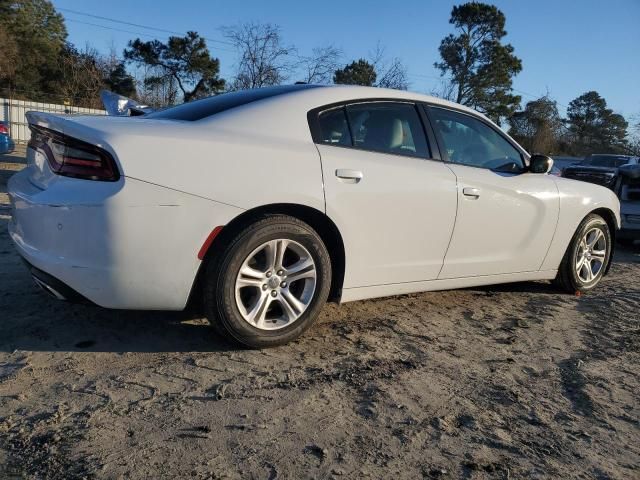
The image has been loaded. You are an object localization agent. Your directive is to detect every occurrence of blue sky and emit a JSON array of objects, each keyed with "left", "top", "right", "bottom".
[{"left": 52, "top": 0, "right": 640, "bottom": 120}]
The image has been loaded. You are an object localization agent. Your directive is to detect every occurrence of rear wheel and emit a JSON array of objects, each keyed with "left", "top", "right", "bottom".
[
  {"left": 203, "top": 215, "right": 331, "bottom": 348},
  {"left": 555, "top": 214, "right": 611, "bottom": 293}
]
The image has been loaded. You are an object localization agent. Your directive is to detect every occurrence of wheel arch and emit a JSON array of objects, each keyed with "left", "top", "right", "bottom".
[
  {"left": 589, "top": 207, "right": 617, "bottom": 275},
  {"left": 189, "top": 203, "right": 346, "bottom": 308}
]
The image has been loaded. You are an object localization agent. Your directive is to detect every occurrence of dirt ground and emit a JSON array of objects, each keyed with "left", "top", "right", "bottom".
[{"left": 0, "top": 148, "right": 639, "bottom": 479}]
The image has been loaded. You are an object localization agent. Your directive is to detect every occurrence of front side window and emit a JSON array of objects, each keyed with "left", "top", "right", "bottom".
[
  {"left": 430, "top": 107, "right": 524, "bottom": 172},
  {"left": 345, "top": 103, "right": 429, "bottom": 158}
]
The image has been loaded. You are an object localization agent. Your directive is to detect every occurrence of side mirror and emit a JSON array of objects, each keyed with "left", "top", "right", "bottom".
[{"left": 529, "top": 154, "right": 554, "bottom": 174}]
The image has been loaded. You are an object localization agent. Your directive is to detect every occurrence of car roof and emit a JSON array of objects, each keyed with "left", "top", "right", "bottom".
[
  {"left": 153, "top": 84, "right": 485, "bottom": 123},
  {"left": 193, "top": 83, "right": 516, "bottom": 151},
  {"left": 302, "top": 84, "right": 482, "bottom": 116}
]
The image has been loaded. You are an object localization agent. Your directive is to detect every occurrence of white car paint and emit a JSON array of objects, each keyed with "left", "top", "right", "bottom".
[
  {"left": 319, "top": 144, "right": 458, "bottom": 287},
  {"left": 8, "top": 85, "right": 621, "bottom": 310},
  {"left": 10, "top": 148, "right": 242, "bottom": 309},
  {"left": 438, "top": 163, "right": 560, "bottom": 279}
]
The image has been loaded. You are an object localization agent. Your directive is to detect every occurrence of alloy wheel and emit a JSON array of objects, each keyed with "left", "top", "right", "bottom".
[
  {"left": 234, "top": 239, "right": 317, "bottom": 330},
  {"left": 575, "top": 227, "right": 607, "bottom": 283}
]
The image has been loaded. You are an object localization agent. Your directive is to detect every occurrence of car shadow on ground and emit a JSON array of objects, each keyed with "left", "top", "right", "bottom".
[
  {"left": 472, "top": 243, "right": 639, "bottom": 297},
  {"left": 0, "top": 198, "right": 242, "bottom": 354},
  {"left": 469, "top": 280, "right": 560, "bottom": 295},
  {"left": 2, "top": 195, "right": 638, "bottom": 354},
  {"left": 0, "top": 299, "right": 241, "bottom": 354}
]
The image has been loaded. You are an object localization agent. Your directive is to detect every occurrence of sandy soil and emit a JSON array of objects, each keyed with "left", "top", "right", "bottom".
[{"left": 1, "top": 149, "right": 639, "bottom": 479}]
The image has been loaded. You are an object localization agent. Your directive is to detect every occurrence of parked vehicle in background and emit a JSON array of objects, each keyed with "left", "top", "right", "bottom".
[
  {"left": 550, "top": 156, "right": 583, "bottom": 174},
  {"left": 617, "top": 163, "right": 640, "bottom": 245},
  {"left": 562, "top": 154, "right": 638, "bottom": 189},
  {"left": 549, "top": 165, "right": 562, "bottom": 177},
  {"left": 8, "top": 85, "right": 621, "bottom": 347},
  {"left": 0, "top": 121, "right": 15, "bottom": 154},
  {"left": 560, "top": 154, "right": 639, "bottom": 244}
]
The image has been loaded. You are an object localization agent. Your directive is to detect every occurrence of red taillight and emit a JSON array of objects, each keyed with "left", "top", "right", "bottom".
[
  {"left": 0, "top": 124, "right": 8, "bottom": 135},
  {"left": 28, "top": 125, "right": 120, "bottom": 182}
]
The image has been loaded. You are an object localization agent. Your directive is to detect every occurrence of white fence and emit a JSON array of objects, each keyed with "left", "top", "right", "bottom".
[{"left": 0, "top": 98, "right": 105, "bottom": 144}]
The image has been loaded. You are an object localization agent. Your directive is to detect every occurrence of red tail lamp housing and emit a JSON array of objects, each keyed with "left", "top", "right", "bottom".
[{"left": 28, "top": 125, "right": 120, "bottom": 182}]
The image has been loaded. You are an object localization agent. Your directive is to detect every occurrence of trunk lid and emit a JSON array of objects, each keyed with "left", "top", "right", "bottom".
[{"left": 24, "top": 111, "right": 180, "bottom": 189}]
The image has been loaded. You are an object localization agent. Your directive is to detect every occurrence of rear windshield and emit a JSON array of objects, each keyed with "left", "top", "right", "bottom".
[
  {"left": 582, "top": 155, "right": 631, "bottom": 167},
  {"left": 145, "top": 84, "right": 320, "bottom": 121}
]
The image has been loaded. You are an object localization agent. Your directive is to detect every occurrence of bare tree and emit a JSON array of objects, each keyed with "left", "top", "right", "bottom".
[
  {"left": 58, "top": 44, "right": 105, "bottom": 108},
  {"left": 430, "top": 79, "right": 457, "bottom": 101},
  {"left": 223, "top": 23, "right": 295, "bottom": 90},
  {"left": 297, "top": 45, "right": 342, "bottom": 84},
  {"left": 376, "top": 58, "right": 409, "bottom": 90},
  {"left": 135, "top": 64, "right": 178, "bottom": 107},
  {"left": 369, "top": 43, "right": 409, "bottom": 90}
]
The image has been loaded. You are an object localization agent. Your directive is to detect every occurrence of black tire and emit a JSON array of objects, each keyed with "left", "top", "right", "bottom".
[
  {"left": 203, "top": 214, "right": 331, "bottom": 348},
  {"left": 554, "top": 214, "right": 612, "bottom": 293}
]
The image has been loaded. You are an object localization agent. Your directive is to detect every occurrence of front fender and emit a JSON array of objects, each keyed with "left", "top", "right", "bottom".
[{"left": 541, "top": 177, "right": 621, "bottom": 271}]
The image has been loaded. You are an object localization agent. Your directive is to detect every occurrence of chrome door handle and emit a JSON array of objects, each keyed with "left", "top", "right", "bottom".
[
  {"left": 463, "top": 187, "right": 481, "bottom": 198},
  {"left": 335, "top": 169, "right": 363, "bottom": 183}
]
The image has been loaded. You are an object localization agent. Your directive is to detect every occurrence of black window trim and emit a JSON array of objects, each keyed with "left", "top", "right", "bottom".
[
  {"left": 423, "top": 104, "right": 530, "bottom": 173},
  {"left": 307, "top": 98, "right": 440, "bottom": 161}
]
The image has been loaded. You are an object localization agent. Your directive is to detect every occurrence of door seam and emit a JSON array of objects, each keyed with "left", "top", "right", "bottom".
[
  {"left": 313, "top": 143, "right": 327, "bottom": 214},
  {"left": 436, "top": 162, "right": 460, "bottom": 279},
  {"left": 538, "top": 178, "right": 562, "bottom": 270}
]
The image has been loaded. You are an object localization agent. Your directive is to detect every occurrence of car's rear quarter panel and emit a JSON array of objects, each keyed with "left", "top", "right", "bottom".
[
  {"left": 9, "top": 168, "right": 243, "bottom": 309},
  {"left": 91, "top": 96, "right": 328, "bottom": 214},
  {"left": 16, "top": 95, "right": 329, "bottom": 309}
]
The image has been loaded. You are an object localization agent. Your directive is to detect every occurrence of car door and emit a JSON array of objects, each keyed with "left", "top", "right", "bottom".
[
  {"left": 427, "top": 106, "right": 560, "bottom": 279},
  {"left": 312, "top": 101, "right": 458, "bottom": 288}
]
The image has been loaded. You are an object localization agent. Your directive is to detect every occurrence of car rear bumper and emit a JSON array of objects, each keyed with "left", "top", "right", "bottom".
[
  {"left": 620, "top": 216, "right": 640, "bottom": 238},
  {"left": 8, "top": 168, "right": 243, "bottom": 310},
  {"left": 24, "top": 260, "right": 93, "bottom": 304},
  {"left": 620, "top": 202, "right": 640, "bottom": 238},
  {"left": 0, "top": 134, "right": 15, "bottom": 154}
]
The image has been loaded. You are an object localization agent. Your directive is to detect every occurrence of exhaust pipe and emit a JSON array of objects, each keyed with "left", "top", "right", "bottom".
[
  {"left": 22, "top": 261, "right": 92, "bottom": 304},
  {"left": 32, "top": 275, "right": 67, "bottom": 301}
]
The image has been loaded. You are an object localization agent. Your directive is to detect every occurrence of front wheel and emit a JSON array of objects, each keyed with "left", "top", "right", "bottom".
[
  {"left": 203, "top": 215, "right": 331, "bottom": 348},
  {"left": 555, "top": 214, "right": 612, "bottom": 293}
]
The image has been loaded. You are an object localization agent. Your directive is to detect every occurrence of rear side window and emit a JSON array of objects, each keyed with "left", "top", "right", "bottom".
[
  {"left": 317, "top": 108, "right": 352, "bottom": 146},
  {"left": 146, "top": 84, "right": 320, "bottom": 121},
  {"left": 346, "top": 103, "right": 428, "bottom": 158}
]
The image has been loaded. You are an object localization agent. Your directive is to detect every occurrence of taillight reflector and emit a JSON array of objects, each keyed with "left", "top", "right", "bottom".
[{"left": 198, "top": 226, "right": 224, "bottom": 260}]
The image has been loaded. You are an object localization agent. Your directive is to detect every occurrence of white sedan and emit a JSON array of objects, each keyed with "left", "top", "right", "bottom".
[{"left": 8, "top": 85, "right": 620, "bottom": 347}]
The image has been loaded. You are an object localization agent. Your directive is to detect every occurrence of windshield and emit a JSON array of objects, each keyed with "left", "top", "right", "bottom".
[
  {"left": 582, "top": 155, "right": 631, "bottom": 168},
  {"left": 146, "top": 84, "right": 320, "bottom": 121}
]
